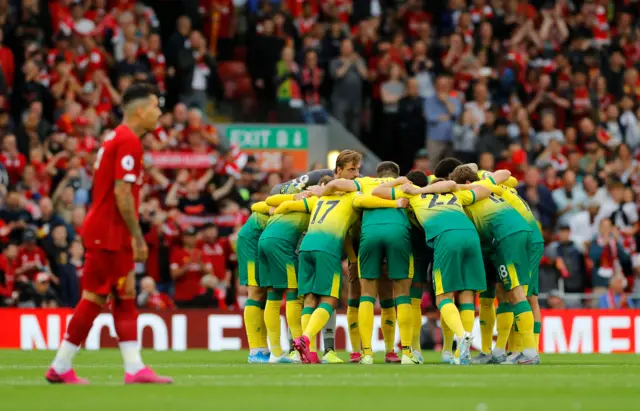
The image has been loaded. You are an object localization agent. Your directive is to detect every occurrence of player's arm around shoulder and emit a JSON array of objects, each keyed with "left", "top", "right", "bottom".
[
  {"left": 352, "top": 191, "right": 408, "bottom": 209},
  {"left": 370, "top": 177, "right": 410, "bottom": 199},
  {"left": 458, "top": 185, "right": 491, "bottom": 205},
  {"left": 265, "top": 194, "right": 296, "bottom": 207},
  {"left": 251, "top": 201, "right": 271, "bottom": 215},
  {"left": 274, "top": 197, "right": 317, "bottom": 214}
]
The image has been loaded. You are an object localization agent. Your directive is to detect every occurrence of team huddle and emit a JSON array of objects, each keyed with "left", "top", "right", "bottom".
[{"left": 237, "top": 150, "right": 542, "bottom": 365}]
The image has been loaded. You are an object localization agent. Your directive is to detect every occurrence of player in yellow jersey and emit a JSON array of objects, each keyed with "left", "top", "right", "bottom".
[
  {"left": 237, "top": 201, "right": 272, "bottom": 363},
  {"left": 373, "top": 171, "right": 491, "bottom": 364},
  {"left": 265, "top": 150, "right": 362, "bottom": 364},
  {"left": 275, "top": 182, "right": 407, "bottom": 363},
  {"left": 449, "top": 166, "right": 539, "bottom": 365},
  {"left": 310, "top": 161, "right": 416, "bottom": 364},
  {"left": 473, "top": 170, "right": 544, "bottom": 364}
]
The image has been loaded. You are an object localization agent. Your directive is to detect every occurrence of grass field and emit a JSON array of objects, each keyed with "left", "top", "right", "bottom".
[{"left": 1, "top": 351, "right": 639, "bottom": 411}]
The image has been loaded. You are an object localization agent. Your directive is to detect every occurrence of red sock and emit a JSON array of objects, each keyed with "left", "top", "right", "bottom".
[
  {"left": 113, "top": 298, "right": 138, "bottom": 342},
  {"left": 66, "top": 298, "right": 103, "bottom": 346}
]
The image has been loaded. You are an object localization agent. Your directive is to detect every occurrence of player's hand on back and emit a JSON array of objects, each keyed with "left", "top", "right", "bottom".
[
  {"left": 132, "top": 236, "right": 149, "bottom": 262},
  {"left": 396, "top": 198, "right": 409, "bottom": 209},
  {"left": 306, "top": 185, "right": 324, "bottom": 197},
  {"left": 401, "top": 183, "right": 418, "bottom": 195}
]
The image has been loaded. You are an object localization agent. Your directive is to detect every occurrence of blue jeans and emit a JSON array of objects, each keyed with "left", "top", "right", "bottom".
[{"left": 301, "top": 105, "right": 328, "bottom": 124}]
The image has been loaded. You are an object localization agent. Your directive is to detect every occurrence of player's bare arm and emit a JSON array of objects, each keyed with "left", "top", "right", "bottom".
[
  {"left": 114, "top": 180, "right": 148, "bottom": 262},
  {"left": 468, "top": 185, "right": 491, "bottom": 201},
  {"left": 401, "top": 180, "right": 457, "bottom": 195},
  {"left": 486, "top": 169, "right": 512, "bottom": 184},
  {"left": 310, "top": 178, "right": 358, "bottom": 197}
]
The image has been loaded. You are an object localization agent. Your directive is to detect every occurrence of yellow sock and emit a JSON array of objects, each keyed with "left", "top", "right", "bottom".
[
  {"left": 304, "top": 303, "right": 333, "bottom": 341},
  {"left": 380, "top": 300, "right": 396, "bottom": 353},
  {"left": 264, "top": 293, "right": 283, "bottom": 357},
  {"left": 244, "top": 299, "right": 262, "bottom": 350},
  {"left": 513, "top": 300, "right": 536, "bottom": 353},
  {"left": 495, "top": 303, "right": 514, "bottom": 351},
  {"left": 358, "top": 296, "right": 375, "bottom": 356},
  {"left": 396, "top": 296, "right": 413, "bottom": 357},
  {"left": 259, "top": 303, "right": 268, "bottom": 348},
  {"left": 459, "top": 303, "right": 475, "bottom": 333},
  {"left": 438, "top": 299, "right": 465, "bottom": 339},
  {"left": 285, "top": 292, "right": 303, "bottom": 339},
  {"left": 479, "top": 298, "right": 496, "bottom": 354},
  {"left": 534, "top": 321, "right": 541, "bottom": 351},
  {"left": 514, "top": 324, "right": 523, "bottom": 352},
  {"left": 411, "top": 297, "right": 422, "bottom": 353},
  {"left": 441, "top": 313, "right": 455, "bottom": 352},
  {"left": 301, "top": 307, "right": 316, "bottom": 352},
  {"left": 347, "top": 299, "right": 361, "bottom": 352},
  {"left": 507, "top": 323, "right": 517, "bottom": 352}
]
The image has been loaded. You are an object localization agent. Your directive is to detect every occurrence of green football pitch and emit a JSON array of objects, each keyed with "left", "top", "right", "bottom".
[{"left": 1, "top": 351, "right": 639, "bottom": 411}]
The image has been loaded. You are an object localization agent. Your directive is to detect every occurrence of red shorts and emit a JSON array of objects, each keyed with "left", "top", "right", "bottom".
[{"left": 83, "top": 248, "right": 134, "bottom": 296}]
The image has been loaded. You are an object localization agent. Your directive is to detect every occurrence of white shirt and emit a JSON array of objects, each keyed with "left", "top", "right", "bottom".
[
  {"left": 191, "top": 57, "right": 210, "bottom": 91},
  {"left": 569, "top": 210, "right": 599, "bottom": 254}
]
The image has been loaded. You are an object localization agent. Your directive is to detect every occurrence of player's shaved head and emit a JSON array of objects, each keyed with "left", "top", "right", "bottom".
[
  {"left": 376, "top": 161, "right": 400, "bottom": 178},
  {"left": 449, "top": 165, "right": 479, "bottom": 184},
  {"left": 434, "top": 157, "right": 463, "bottom": 178},
  {"left": 407, "top": 170, "right": 428, "bottom": 187},
  {"left": 122, "top": 83, "right": 158, "bottom": 112}
]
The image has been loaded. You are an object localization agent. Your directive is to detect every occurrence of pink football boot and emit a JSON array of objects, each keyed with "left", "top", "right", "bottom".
[
  {"left": 45, "top": 368, "right": 90, "bottom": 385},
  {"left": 124, "top": 367, "right": 173, "bottom": 384}
]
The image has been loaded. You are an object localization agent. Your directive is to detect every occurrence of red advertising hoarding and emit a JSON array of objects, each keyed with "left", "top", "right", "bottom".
[{"left": 1, "top": 309, "right": 639, "bottom": 353}]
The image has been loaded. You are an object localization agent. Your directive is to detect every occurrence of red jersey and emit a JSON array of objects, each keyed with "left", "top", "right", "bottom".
[
  {"left": 0, "top": 152, "right": 26, "bottom": 185},
  {"left": 0, "top": 254, "right": 17, "bottom": 297},
  {"left": 170, "top": 247, "right": 204, "bottom": 302},
  {"left": 83, "top": 125, "right": 144, "bottom": 251},
  {"left": 198, "top": 238, "right": 229, "bottom": 281},
  {"left": 146, "top": 292, "right": 175, "bottom": 310},
  {"left": 16, "top": 245, "right": 47, "bottom": 279}
]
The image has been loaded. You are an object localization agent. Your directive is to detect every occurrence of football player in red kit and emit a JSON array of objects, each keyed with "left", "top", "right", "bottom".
[{"left": 46, "top": 83, "right": 172, "bottom": 385}]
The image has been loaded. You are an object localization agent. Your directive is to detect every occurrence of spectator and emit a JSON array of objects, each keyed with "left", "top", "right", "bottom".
[
  {"left": 300, "top": 50, "right": 327, "bottom": 124},
  {"left": 0, "top": 134, "right": 26, "bottom": 184},
  {"left": 552, "top": 169, "right": 587, "bottom": 227},
  {"left": 274, "top": 46, "right": 302, "bottom": 121},
  {"left": 570, "top": 199, "right": 603, "bottom": 254},
  {"left": 16, "top": 227, "right": 50, "bottom": 282},
  {"left": 534, "top": 111, "right": 564, "bottom": 150},
  {"left": 598, "top": 275, "right": 635, "bottom": 309},
  {"left": 424, "top": 74, "right": 461, "bottom": 166},
  {"left": 176, "top": 31, "right": 219, "bottom": 112},
  {"left": 453, "top": 109, "right": 479, "bottom": 164},
  {"left": 517, "top": 167, "right": 556, "bottom": 230},
  {"left": 0, "top": 188, "right": 30, "bottom": 242},
  {"left": 544, "top": 224, "right": 586, "bottom": 298},
  {"left": 379, "top": 63, "right": 405, "bottom": 156},
  {"left": 250, "top": 19, "right": 283, "bottom": 99},
  {"left": 170, "top": 227, "right": 211, "bottom": 308},
  {"left": 58, "top": 238, "right": 82, "bottom": 308},
  {"left": 114, "top": 42, "right": 149, "bottom": 82},
  {"left": 43, "top": 224, "right": 69, "bottom": 288},
  {"left": 546, "top": 289, "right": 566, "bottom": 310},
  {"left": 589, "top": 218, "right": 629, "bottom": 299},
  {"left": 330, "top": 38, "right": 367, "bottom": 137},
  {"left": 0, "top": 243, "right": 18, "bottom": 306},
  {"left": 137, "top": 276, "right": 175, "bottom": 310},
  {"left": 598, "top": 179, "right": 638, "bottom": 231},
  {"left": 198, "top": 223, "right": 232, "bottom": 305},
  {"left": 17, "top": 272, "right": 59, "bottom": 308},
  {"left": 397, "top": 77, "right": 425, "bottom": 173}
]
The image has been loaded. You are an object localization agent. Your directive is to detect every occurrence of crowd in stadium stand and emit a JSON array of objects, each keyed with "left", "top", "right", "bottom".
[{"left": 0, "top": 0, "right": 638, "bottom": 311}]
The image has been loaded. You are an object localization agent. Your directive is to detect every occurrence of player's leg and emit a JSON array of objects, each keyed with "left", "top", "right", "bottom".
[
  {"left": 529, "top": 242, "right": 544, "bottom": 351},
  {"left": 322, "top": 311, "right": 342, "bottom": 363},
  {"left": 239, "top": 236, "right": 268, "bottom": 363},
  {"left": 347, "top": 262, "right": 362, "bottom": 362},
  {"left": 492, "top": 284, "right": 513, "bottom": 363},
  {"left": 385, "top": 229, "right": 415, "bottom": 364},
  {"left": 458, "top": 236, "right": 486, "bottom": 339},
  {"left": 472, "top": 252, "right": 497, "bottom": 364},
  {"left": 410, "top": 255, "right": 428, "bottom": 363},
  {"left": 378, "top": 271, "right": 398, "bottom": 362},
  {"left": 113, "top": 264, "right": 172, "bottom": 383},
  {"left": 297, "top": 251, "right": 320, "bottom": 362},
  {"left": 295, "top": 252, "right": 342, "bottom": 363},
  {"left": 47, "top": 249, "right": 110, "bottom": 384},
  {"left": 432, "top": 233, "right": 469, "bottom": 364},
  {"left": 496, "top": 232, "right": 538, "bottom": 364},
  {"left": 356, "top": 232, "right": 382, "bottom": 364}
]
